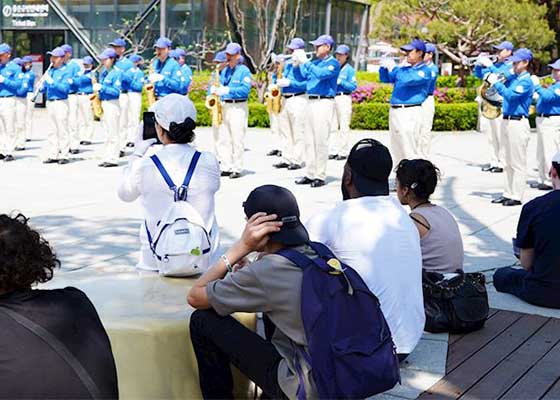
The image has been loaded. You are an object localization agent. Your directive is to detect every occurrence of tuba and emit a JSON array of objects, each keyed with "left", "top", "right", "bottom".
[
  {"left": 478, "top": 73, "right": 505, "bottom": 120},
  {"left": 205, "top": 64, "right": 223, "bottom": 127},
  {"left": 144, "top": 57, "right": 157, "bottom": 107},
  {"left": 265, "top": 61, "right": 283, "bottom": 115},
  {"left": 89, "top": 64, "right": 104, "bottom": 120}
]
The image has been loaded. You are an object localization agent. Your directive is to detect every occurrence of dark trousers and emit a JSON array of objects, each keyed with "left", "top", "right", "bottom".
[
  {"left": 494, "top": 267, "right": 560, "bottom": 309},
  {"left": 190, "top": 309, "right": 287, "bottom": 400}
]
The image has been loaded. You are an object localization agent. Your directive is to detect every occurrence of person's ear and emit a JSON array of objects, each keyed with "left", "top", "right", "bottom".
[{"left": 343, "top": 166, "right": 353, "bottom": 186}]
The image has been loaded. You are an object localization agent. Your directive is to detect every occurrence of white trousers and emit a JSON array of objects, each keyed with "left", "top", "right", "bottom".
[
  {"left": 45, "top": 100, "right": 70, "bottom": 160},
  {"left": 100, "top": 99, "right": 121, "bottom": 164},
  {"left": 278, "top": 95, "right": 307, "bottom": 165},
  {"left": 76, "top": 94, "right": 94, "bottom": 142},
  {"left": 501, "top": 119, "right": 530, "bottom": 201},
  {"left": 0, "top": 97, "right": 16, "bottom": 156},
  {"left": 67, "top": 94, "right": 79, "bottom": 149},
  {"left": 127, "top": 92, "right": 142, "bottom": 143},
  {"left": 269, "top": 111, "right": 284, "bottom": 152},
  {"left": 26, "top": 92, "right": 34, "bottom": 141},
  {"left": 119, "top": 93, "right": 130, "bottom": 150},
  {"left": 218, "top": 102, "right": 248, "bottom": 173},
  {"left": 14, "top": 97, "right": 27, "bottom": 149},
  {"left": 418, "top": 95, "right": 435, "bottom": 159},
  {"left": 480, "top": 112, "right": 503, "bottom": 168},
  {"left": 306, "top": 98, "right": 334, "bottom": 180},
  {"left": 536, "top": 116, "right": 560, "bottom": 185},
  {"left": 330, "top": 94, "right": 353, "bottom": 157},
  {"left": 389, "top": 105, "right": 422, "bottom": 165}
]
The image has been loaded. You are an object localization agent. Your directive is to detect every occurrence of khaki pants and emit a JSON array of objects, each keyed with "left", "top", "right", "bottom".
[
  {"left": 501, "top": 119, "right": 530, "bottom": 201},
  {"left": 389, "top": 105, "right": 422, "bottom": 165},
  {"left": 278, "top": 95, "right": 307, "bottom": 165},
  {"left": 119, "top": 93, "right": 130, "bottom": 150},
  {"left": 127, "top": 92, "right": 142, "bottom": 143},
  {"left": 306, "top": 97, "right": 334, "bottom": 181},
  {"left": 536, "top": 116, "right": 560, "bottom": 185},
  {"left": 68, "top": 93, "right": 79, "bottom": 149},
  {"left": 0, "top": 96, "right": 16, "bottom": 156},
  {"left": 14, "top": 96, "right": 27, "bottom": 149},
  {"left": 418, "top": 95, "right": 435, "bottom": 159},
  {"left": 100, "top": 99, "right": 121, "bottom": 164},
  {"left": 45, "top": 99, "right": 70, "bottom": 160},
  {"left": 480, "top": 112, "right": 503, "bottom": 168},
  {"left": 76, "top": 94, "right": 94, "bottom": 142},
  {"left": 218, "top": 102, "right": 247, "bottom": 173},
  {"left": 330, "top": 94, "right": 353, "bottom": 157},
  {"left": 26, "top": 92, "right": 34, "bottom": 141}
]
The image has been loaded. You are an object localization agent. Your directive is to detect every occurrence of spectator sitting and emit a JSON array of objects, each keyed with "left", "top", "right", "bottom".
[
  {"left": 493, "top": 151, "right": 560, "bottom": 309},
  {"left": 187, "top": 185, "right": 318, "bottom": 399},
  {"left": 117, "top": 94, "right": 220, "bottom": 272},
  {"left": 0, "top": 213, "right": 118, "bottom": 399},
  {"left": 306, "top": 139, "right": 424, "bottom": 360},
  {"left": 395, "top": 159, "right": 464, "bottom": 273}
]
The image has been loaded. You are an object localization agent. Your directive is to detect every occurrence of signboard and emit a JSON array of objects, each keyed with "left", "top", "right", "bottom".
[{"left": 2, "top": 4, "right": 49, "bottom": 28}]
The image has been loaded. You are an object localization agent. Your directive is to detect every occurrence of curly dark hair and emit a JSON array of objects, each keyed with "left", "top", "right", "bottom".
[
  {"left": 0, "top": 213, "right": 60, "bottom": 293},
  {"left": 395, "top": 159, "right": 441, "bottom": 201}
]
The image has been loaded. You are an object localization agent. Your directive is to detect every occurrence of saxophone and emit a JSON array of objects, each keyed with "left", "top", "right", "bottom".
[
  {"left": 89, "top": 65, "right": 103, "bottom": 120},
  {"left": 205, "top": 64, "right": 223, "bottom": 127},
  {"left": 265, "top": 62, "right": 283, "bottom": 115},
  {"left": 145, "top": 57, "right": 157, "bottom": 107}
]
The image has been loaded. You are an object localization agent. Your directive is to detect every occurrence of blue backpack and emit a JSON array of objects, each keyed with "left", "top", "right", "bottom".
[{"left": 277, "top": 242, "right": 400, "bottom": 399}]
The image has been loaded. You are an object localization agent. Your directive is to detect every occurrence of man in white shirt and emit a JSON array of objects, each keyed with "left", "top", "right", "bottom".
[{"left": 306, "top": 139, "right": 425, "bottom": 358}]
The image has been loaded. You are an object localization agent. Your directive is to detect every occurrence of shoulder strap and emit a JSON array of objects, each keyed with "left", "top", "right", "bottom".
[
  {"left": 307, "top": 241, "right": 335, "bottom": 259},
  {"left": 275, "top": 248, "right": 314, "bottom": 271},
  {"left": 150, "top": 155, "right": 176, "bottom": 190},
  {"left": 0, "top": 306, "right": 101, "bottom": 399},
  {"left": 182, "top": 151, "right": 201, "bottom": 187},
  {"left": 410, "top": 213, "right": 431, "bottom": 230}
]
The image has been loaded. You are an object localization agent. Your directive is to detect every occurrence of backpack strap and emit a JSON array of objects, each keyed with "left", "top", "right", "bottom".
[
  {"left": 276, "top": 246, "right": 333, "bottom": 274},
  {"left": 307, "top": 241, "right": 335, "bottom": 259},
  {"left": 176, "top": 151, "right": 201, "bottom": 201},
  {"left": 150, "top": 154, "right": 176, "bottom": 190}
]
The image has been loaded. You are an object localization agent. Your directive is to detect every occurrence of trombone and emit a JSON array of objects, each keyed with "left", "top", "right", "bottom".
[
  {"left": 31, "top": 63, "right": 53, "bottom": 103},
  {"left": 270, "top": 51, "right": 314, "bottom": 64},
  {"left": 461, "top": 54, "right": 498, "bottom": 66}
]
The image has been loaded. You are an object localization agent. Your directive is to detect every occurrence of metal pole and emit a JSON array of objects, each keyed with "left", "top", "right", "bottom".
[
  {"left": 354, "top": 4, "right": 369, "bottom": 70},
  {"left": 160, "top": 0, "right": 167, "bottom": 37},
  {"left": 325, "top": 0, "right": 332, "bottom": 35}
]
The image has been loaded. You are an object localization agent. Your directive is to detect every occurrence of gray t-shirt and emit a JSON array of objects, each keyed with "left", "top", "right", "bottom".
[{"left": 206, "top": 245, "right": 319, "bottom": 399}]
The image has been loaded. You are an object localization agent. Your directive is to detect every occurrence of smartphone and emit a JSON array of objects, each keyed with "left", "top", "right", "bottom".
[{"left": 143, "top": 111, "right": 160, "bottom": 143}]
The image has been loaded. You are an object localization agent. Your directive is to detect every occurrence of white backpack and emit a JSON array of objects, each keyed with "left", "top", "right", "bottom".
[{"left": 145, "top": 151, "right": 212, "bottom": 277}]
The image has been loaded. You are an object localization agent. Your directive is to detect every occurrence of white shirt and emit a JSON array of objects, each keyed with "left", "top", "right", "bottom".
[
  {"left": 118, "top": 144, "right": 220, "bottom": 270},
  {"left": 306, "top": 196, "right": 425, "bottom": 354}
]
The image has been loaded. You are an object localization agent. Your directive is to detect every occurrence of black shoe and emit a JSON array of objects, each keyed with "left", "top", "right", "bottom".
[
  {"left": 4, "top": 155, "right": 14, "bottom": 162},
  {"left": 126, "top": 142, "right": 134, "bottom": 148},
  {"left": 0, "top": 154, "right": 4, "bottom": 160},
  {"left": 481, "top": 165, "right": 493, "bottom": 172},
  {"left": 537, "top": 183, "right": 553, "bottom": 191},
  {"left": 98, "top": 162, "right": 108, "bottom": 167},
  {"left": 80, "top": 140, "right": 92, "bottom": 146},
  {"left": 58, "top": 159, "right": 69, "bottom": 165},
  {"left": 119, "top": 151, "right": 126, "bottom": 158},
  {"left": 69, "top": 149, "right": 80, "bottom": 155},
  {"left": 220, "top": 171, "right": 232, "bottom": 177},
  {"left": 229, "top": 172, "right": 242, "bottom": 179},
  {"left": 15, "top": 147, "right": 25, "bottom": 151},
  {"left": 288, "top": 163, "right": 302, "bottom": 170},
  {"left": 529, "top": 182, "right": 541, "bottom": 189},
  {"left": 491, "top": 196, "right": 509, "bottom": 204},
  {"left": 328, "top": 154, "right": 338, "bottom": 160},
  {"left": 103, "top": 162, "right": 119, "bottom": 168},
  {"left": 43, "top": 158, "right": 58, "bottom": 164},
  {"left": 274, "top": 162, "right": 290, "bottom": 169},
  {"left": 335, "top": 155, "right": 347, "bottom": 161},
  {"left": 267, "top": 149, "right": 281, "bottom": 157},
  {"left": 311, "top": 179, "right": 325, "bottom": 188},
  {"left": 295, "top": 177, "right": 313, "bottom": 185},
  {"left": 490, "top": 167, "right": 503, "bottom": 173},
  {"left": 503, "top": 199, "right": 522, "bottom": 207}
]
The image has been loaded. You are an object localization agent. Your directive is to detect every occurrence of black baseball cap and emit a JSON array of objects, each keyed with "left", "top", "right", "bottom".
[
  {"left": 347, "top": 139, "right": 393, "bottom": 195},
  {"left": 243, "top": 185, "right": 309, "bottom": 246}
]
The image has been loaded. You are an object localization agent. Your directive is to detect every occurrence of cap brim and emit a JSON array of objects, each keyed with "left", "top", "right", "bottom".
[
  {"left": 507, "top": 56, "right": 524, "bottom": 63},
  {"left": 548, "top": 63, "right": 560, "bottom": 69},
  {"left": 336, "top": 50, "right": 349, "bottom": 55},
  {"left": 353, "top": 173, "right": 389, "bottom": 196},
  {"left": 400, "top": 45, "right": 414, "bottom": 51},
  {"left": 309, "top": 40, "right": 322, "bottom": 46},
  {"left": 270, "top": 222, "right": 309, "bottom": 246}
]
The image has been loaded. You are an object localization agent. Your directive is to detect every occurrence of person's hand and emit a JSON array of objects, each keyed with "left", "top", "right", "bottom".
[
  {"left": 209, "top": 85, "right": 218, "bottom": 95},
  {"left": 277, "top": 78, "right": 291, "bottom": 88},
  {"left": 133, "top": 123, "right": 157, "bottom": 156},
  {"left": 385, "top": 57, "right": 396, "bottom": 72},
  {"left": 477, "top": 56, "right": 494, "bottom": 68},
  {"left": 236, "top": 212, "right": 282, "bottom": 255},
  {"left": 531, "top": 75, "right": 541, "bottom": 88},
  {"left": 485, "top": 72, "right": 500, "bottom": 86},
  {"left": 216, "top": 86, "right": 230, "bottom": 96},
  {"left": 149, "top": 73, "right": 164, "bottom": 83},
  {"left": 92, "top": 83, "right": 102, "bottom": 92},
  {"left": 293, "top": 49, "right": 309, "bottom": 65}
]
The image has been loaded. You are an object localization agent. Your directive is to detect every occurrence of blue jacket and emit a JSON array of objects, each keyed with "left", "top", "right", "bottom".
[
  {"left": 65, "top": 60, "right": 82, "bottom": 94},
  {"left": 16, "top": 69, "right": 34, "bottom": 98},
  {"left": 0, "top": 61, "right": 23, "bottom": 97},
  {"left": 474, "top": 61, "right": 513, "bottom": 79},
  {"left": 76, "top": 69, "right": 94, "bottom": 95},
  {"left": 494, "top": 71, "right": 533, "bottom": 117},
  {"left": 282, "top": 62, "right": 307, "bottom": 94},
  {"left": 336, "top": 63, "right": 357, "bottom": 94},
  {"left": 300, "top": 55, "right": 340, "bottom": 97},
  {"left": 41, "top": 65, "right": 70, "bottom": 101},
  {"left": 535, "top": 81, "right": 560, "bottom": 115},
  {"left": 116, "top": 57, "right": 134, "bottom": 92},
  {"left": 124, "top": 66, "right": 145, "bottom": 93},
  {"left": 180, "top": 64, "right": 193, "bottom": 94},
  {"left": 425, "top": 62, "right": 438, "bottom": 95},
  {"left": 379, "top": 62, "right": 431, "bottom": 105},
  {"left": 153, "top": 57, "right": 183, "bottom": 97},
  {"left": 220, "top": 64, "right": 252, "bottom": 100},
  {"left": 99, "top": 67, "right": 122, "bottom": 101}
]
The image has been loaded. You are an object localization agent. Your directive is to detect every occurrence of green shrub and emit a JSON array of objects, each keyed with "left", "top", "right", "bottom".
[
  {"left": 350, "top": 103, "right": 390, "bottom": 130},
  {"left": 434, "top": 87, "right": 478, "bottom": 103},
  {"left": 436, "top": 75, "right": 482, "bottom": 88},
  {"left": 356, "top": 71, "right": 380, "bottom": 85}
]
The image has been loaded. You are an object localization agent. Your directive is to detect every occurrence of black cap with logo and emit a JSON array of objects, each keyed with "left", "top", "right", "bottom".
[{"left": 347, "top": 139, "right": 393, "bottom": 195}]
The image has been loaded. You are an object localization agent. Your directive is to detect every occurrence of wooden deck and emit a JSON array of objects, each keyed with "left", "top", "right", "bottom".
[{"left": 418, "top": 309, "right": 560, "bottom": 400}]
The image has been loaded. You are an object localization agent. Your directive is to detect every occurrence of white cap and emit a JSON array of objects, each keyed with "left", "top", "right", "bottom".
[
  {"left": 149, "top": 94, "right": 197, "bottom": 131},
  {"left": 553, "top": 151, "right": 560, "bottom": 164}
]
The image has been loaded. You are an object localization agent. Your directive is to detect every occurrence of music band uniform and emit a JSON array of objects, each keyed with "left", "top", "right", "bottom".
[
  {"left": 0, "top": 44, "right": 22, "bottom": 161},
  {"left": 124, "top": 54, "right": 145, "bottom": 145},
  {"left": 13, "top": 58, "right": 30, "bottom": 151},
  {"left": 61, "top": 45, "right": 83, "bottom": 153},
  {"left": 21, "top": 56, "right": 36, "bottom": 146},
  {"left": 418, "top": 43, "right": 439, "bottom": 159},
  {"left": 152, "top": 38, "right": 184, "bottom": 100},
  {"left": 75, "top": 56, "right": 95, "bottom": 145}
]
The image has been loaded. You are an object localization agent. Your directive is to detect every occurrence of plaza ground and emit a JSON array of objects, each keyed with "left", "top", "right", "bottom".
[{"left": 1, "top": 108, "right": 559, "bottom": 399}]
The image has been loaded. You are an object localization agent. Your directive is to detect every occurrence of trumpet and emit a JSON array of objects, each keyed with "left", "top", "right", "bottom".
[
  {"left": 89, "top": 64, "right": 104, "bottom": 120},
  {"left": 270, "top": 51, "right": 314, "bottom": 64},
  {"left": 461, "top": 54, "right": 498, "bottom": 66},
  {"left": 144, "top": 57, "right": 157, "bottom": 107},
  {"left": 265, "top": 62, "right": 284, "bottom": 115},
  {"left": 205, "top": 64, "right": 223, "bottom": 127},
  {"left": 31, "top": 63, "right": 53, "bottom": 103}
]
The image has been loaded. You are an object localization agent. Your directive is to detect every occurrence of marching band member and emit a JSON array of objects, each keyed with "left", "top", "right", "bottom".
[
  {"left": 294, "top": 34, "right": 340, "bottom": 188},
  {"left": 75, "top": 56, "right": 95, "bottom": 146},
  {"left": 475, "top": 41, "right": 514, "bottom": 173},
  {"left": 417, "top": 43, "right": 439, "bottom": 159},
  {"left": 61, "top": 44, "right": 82, "bottom": 155},
  {"left": 489, "top": 48, "right": 534, "bottom": 207},
  {"left": 329, "top": 44, "right": 357, "bottom": 161},
  {"left": 94, "top": 48, "right": 122, "bottom": 168},
  {"left": 150, "top": 37, "right": 183, "bottom": 99},
  {"left": 379, "top": 39, "right": 431, "bottom": 165},
  {"left": 123, "top": 54, "right": 145, "bottom": 147},
  {"left": 0, "top": 43, "right": 21, "bottom": 162},
  {"left": 531, "top": 59, "right": 560, "bottom": 191},
  {"left": 40, "top": 47, "right": 71, "bottom": 165},
  {"left": 207, "top": 50, "right": 227, "bottom": 160},
  {"left": 209, "top": 43, "right": 252, "bottom": 179},
  {"left": 170, "top": 48, "right": 193, "bottom": 95},
  {"left": 22, "top": 56, "right": 35, "bottom": 144},
  {"left": 13, "top": 58, "right": 29, "bottom": 151}
]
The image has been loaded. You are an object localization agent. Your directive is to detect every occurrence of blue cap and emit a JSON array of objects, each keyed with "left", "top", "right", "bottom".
[
  {"left": 548, "top": 59, "right": 560, "bottom": 70},
  {"left": 169, "top": 49, "right": 178, "bottom": 60},
  {"left": 493, "top": 41, "right": 514, "bottom": 51},
  {"left": 508, "top": 48, "right": 533, "bottom": 63},
  {"left": 310, "top": 34, "right": 335, "bottom": 47},
  {"left": 129, "top": 54, "right": 143, "bottom": 63},
  {"left": 21, "top": 55, "right": 33, "bottom": 63},
  {"left": 109, "top": 38, "right": 127, "bottom": 47},
  {"left": 12, "top": 57, "right": 22, "bottom": 66},
  {"left": 154, "top": 37, "right": 172, "bottom": 48},
  {"left": 98, "top": 48, "right": 117, "bottom": 60},
  {"left": 239, "top": 55, "right": 245, "bottom": 64},
  {"left": 47, "top": 47, "right": 66, "bottom": 57},
  {"left": 401, "top": 39, "right": 426, "bottom": 53},
  {"left": 425, "top": 43, "right": 437, "bottom": 54},
  {"left": 82, "top": 56, "right": 94, "bottom": 65},
  {"left": 0, "top": 43, "right": 11, "bottom": 54},
  {"left": 226, "top": 43, "right": 242, "bottom": 55},
  {"left": 335, "top": 44, "right": 350, "bottom": 55},
  {"left": 61, "top": 44, "right": 72, "bottom": 54},
  {"left": 174, "top": 48, "right": 187, "bottom": 58},
  {"left": 213, "top": 50, "right": 226, "bottom": 62},
  {"left": 287, "top": 38, "right": 305, "bottom": 50}
]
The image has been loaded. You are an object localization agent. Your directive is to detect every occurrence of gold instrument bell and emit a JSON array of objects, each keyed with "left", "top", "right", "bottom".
[
  {"left": 205, "top": 64, "right": 223, "bottom": 127},
  {"left": 144, "top": 57, "right": 157, "bottom": 107},
  {"left": 478, "top": 73, "right": 505, "bottom": 120},
  {"left": 89, "top": 65, "right": 104, "bottom": 120},
  {"left": 265, "top": 62, "right": 283, "bottom": 115}
]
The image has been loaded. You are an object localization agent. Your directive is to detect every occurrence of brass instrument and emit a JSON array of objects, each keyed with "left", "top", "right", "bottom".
[
  {"left": 205, "top": 64, "right": 223, "bottom": 127},
  {"left": 145, "top": 57, "right": 157, "bottom": 107},
  {"left": 31, "top": 63, "right": 53, "bottom": 103},
  {"left": 461, "top": 54, "right": 498, "bottom": 67},
  {"left": 265, "top": 61, "right": 283, "bottom": 115},
  {"left": 89, "top": 64, "right": 104, "bottom": 120},
  {"left": 478, "top": 73, "right": 505, "bottom": 120}
]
